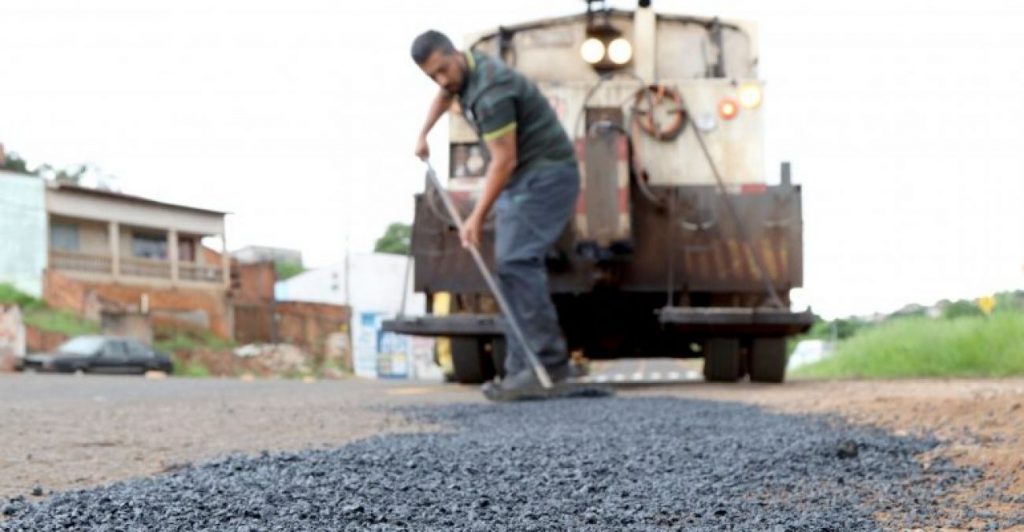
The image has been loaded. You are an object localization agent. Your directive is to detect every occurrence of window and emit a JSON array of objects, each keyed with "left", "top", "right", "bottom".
[
  {"left": 50, "top": 222, "right": 80, "bottom": 251},
  {"left": 125, "top": 340, "right": 153, "bottom": 359},
  {"left": 57, "top": 336, "right": 104, "bottom": 356},
  {"left": 103, "top": 341, "right": 128, "bottom": 358},
  {"left": 132, "top": 232, "right": 167, "bottom": 260},
  {"left": 178, "top": 237, "right": 196, "bottom": 262}
]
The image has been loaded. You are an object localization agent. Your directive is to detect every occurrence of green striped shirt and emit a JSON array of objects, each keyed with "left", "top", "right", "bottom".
[{"left": 457, "top": 50, "right": 575, "bottom": 178}]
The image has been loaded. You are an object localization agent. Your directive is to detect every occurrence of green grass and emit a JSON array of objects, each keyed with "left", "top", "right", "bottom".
[
  {"left": 154, "top": 329, "right": 235, "bottom": 354},
  {"left": 154, "top": 328, "right": 235, "bottom": 378},
  {"left": 793, "top": 312, "right": 1024, "bottom": 379},
  {"left": 22, "top": 308, "right": 101, "bottom": 337},
  {"left": 1, "top": 282, "right": 101, "bottom": 336},
  {"left": 171, "top": 355, "right": 212, "bottom": 378},
  {"left": 0, "top": 283, "right": 45, "bottom": 310}
]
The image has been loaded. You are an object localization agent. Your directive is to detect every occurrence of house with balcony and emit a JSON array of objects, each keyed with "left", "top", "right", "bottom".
[{"left": 0, "top": 170, "right": 234, "bottom": 338}]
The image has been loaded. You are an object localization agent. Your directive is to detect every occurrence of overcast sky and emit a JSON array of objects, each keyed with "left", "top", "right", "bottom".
[{"left": 2, "top": 0, "right": 1022, "bottom": 318}]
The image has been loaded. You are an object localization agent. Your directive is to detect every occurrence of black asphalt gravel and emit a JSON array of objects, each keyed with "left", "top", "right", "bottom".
[{"left": 3, "top": 396, "right": 1017, "bottom": 530}]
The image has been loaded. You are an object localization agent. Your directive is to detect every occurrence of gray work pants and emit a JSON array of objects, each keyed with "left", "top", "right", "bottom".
[{"left": 494, "top": 161, "right": 580, "bottom": 375}]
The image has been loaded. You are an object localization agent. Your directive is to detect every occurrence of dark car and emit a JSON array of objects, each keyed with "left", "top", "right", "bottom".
[{"left": 20, "top": 336, "right": 174, "bottom": 375}]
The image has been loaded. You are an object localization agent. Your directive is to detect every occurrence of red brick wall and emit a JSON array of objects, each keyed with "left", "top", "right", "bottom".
[
  {"left": 233, "top": 300, "right": 349, "bottom": 359},
  {"left": 232, "top": 261, "right": 276, "bottom": 304},
  {"left": 26, "top": 325, "right": 67, "bottom": 353},
  {"left": 276, "top": 301, "right": 350, "bottom": 362},
  {"left": 43, "top": 270, "right": 233, "bottom": 338}
]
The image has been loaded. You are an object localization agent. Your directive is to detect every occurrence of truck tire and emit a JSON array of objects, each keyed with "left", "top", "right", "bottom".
[
  {"left": 703, "top": 337, "right": 742, "bottom": 382},
  {"left": 749, "top": 337, "right": 787, "bottom": 383},
  {"left": 489, "top": 338, "right": 507, "bottom": 379},
  {"left": 450, "top": 337, "right": 496, "bottom": 384}
]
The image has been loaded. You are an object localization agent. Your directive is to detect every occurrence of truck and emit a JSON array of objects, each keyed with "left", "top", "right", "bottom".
[{"left": 384, "top": 0, "right": 813, "bottom": 384}]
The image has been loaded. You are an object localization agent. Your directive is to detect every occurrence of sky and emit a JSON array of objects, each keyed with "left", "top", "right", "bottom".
[{"left": 2, "top": 0, "right": 1023, "bottom": 318}]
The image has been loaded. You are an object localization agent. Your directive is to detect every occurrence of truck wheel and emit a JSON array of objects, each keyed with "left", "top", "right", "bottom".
[
  {"left": 703, "top": 337, "right": 742, "bottom": 382},
  {"left": 488, "top": 338, "right": 507, "bottom": 379},
  {"left": 749, "top": 337, "right": 787, "bottom": 383},
  {"left": 450, "top": 337, "right": 496, "bottom": 384}
]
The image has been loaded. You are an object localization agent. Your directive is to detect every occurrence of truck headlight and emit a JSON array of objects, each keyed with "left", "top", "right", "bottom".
[
  {"left": 580, "top": 38, "right": 605, "bottom": 64},
  {"left": 607, "top": 38, "right": 633, "bottom": 65}
]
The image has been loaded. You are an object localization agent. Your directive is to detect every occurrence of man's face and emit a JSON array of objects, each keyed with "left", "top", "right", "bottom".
[{"left": 419, "top": 49, "right": 464, "bottom": 94}]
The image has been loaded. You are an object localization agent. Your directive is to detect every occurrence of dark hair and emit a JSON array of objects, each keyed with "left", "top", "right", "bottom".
[{"left": 411, "top": 30, "right": 456, "bottom": 65}]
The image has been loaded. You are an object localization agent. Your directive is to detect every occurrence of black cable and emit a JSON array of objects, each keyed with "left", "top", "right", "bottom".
[{"left": 677, "top": 95, "right": 785, "bottom": 310}]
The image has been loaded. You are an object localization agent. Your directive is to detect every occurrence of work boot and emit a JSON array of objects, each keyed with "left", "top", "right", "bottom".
[
  {"left": 547, "top": 363, "right": 588, "bottom": 382},
  {"left": 482, "top": 368, "right": 550, "bottom": 401}
]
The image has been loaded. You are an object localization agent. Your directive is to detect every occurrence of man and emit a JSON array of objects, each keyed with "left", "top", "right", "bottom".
[{"left": 411, "top": 30, "right": 579, "bottom": 399}]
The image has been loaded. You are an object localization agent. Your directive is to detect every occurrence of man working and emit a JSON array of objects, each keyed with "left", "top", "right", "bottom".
[{"left": 411, "top": 30, "right": 579, "bottom": 399}]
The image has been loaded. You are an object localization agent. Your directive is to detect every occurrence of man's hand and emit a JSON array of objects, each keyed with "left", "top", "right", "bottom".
[
  {"left": 460, "top": 211, "right": 483, "bottom": 249},
  {"left": 414, "top": 135, "right": 430, "bottom": 161}
]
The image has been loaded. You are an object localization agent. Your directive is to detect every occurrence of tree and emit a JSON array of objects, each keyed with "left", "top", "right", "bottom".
[
  {"left": 275, "top": 261, "right": 305, "bottom": 281},
  {"left": 0, "top": 151, "right": 31, "bottom": 174},
  {"left": 374, "top": 223, "right": 412, "bottom": 255}
]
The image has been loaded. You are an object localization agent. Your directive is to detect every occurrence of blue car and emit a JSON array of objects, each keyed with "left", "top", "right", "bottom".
[{"left": 20, "top": 335, "right": 174, "bottom": 375}]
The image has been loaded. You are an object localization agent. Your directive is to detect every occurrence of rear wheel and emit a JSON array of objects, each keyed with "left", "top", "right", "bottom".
[
  {"left": 749, "top": 337, "right": 787, "bottom": 383},
  {"left": 450, "top": 337, "right": 497, "bottom": 384},
  {"left": 702, "top": 337, "right": 742, "bottom": 382}
]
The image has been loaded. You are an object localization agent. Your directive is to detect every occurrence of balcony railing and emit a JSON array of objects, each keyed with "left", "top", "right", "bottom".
[
  {"left": 180, "top": 262, "right": 224, "bottom": 283},
  {"left": 49, "top": 250, "right": 223, "bottom": 284},
  {"left": 50, "top": 249, "right": 112, "bottom": 274},
  {"left": 120, "top": 256, "right": 171, "bottom": 279}
]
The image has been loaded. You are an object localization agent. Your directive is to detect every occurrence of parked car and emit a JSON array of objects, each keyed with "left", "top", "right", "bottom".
[{"left": 20, "top": 336, "right": 174, "bottom": 375}]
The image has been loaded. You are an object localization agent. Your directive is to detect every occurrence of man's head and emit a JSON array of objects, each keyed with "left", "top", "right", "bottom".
[{"left": 411, "top": 30, "right": 466, "bottom": 94}]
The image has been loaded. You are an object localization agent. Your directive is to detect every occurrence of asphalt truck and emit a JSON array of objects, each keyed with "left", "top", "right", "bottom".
[{"left": 384, "top": 1, "right": 812, "bottom": 384}]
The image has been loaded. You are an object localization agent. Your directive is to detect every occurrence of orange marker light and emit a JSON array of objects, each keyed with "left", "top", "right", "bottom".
[{"left": 718, "top": 98, "right": 739, "bottom": 120}]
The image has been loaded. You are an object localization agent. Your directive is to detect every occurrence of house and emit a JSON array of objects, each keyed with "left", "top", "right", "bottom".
[{"left": 0, "top": 170, "right": 233, "bottom": 337}]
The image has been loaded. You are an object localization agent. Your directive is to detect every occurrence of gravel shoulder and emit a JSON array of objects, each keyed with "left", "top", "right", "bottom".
[{"left": 2, "top": 374, "right": 1022, "bottom": 527}]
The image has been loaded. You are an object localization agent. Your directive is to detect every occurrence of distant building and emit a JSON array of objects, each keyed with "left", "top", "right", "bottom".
[
  {"left": 232, "top": 246, "right": 302, "bottom": 266},
  {"left": 275, "top": 253, "right": 429, "bottom": 378},
  {"left": 0, "top": 170, "right": 234, "bottom": 337}
]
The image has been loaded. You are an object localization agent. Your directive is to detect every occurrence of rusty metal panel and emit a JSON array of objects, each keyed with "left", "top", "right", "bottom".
[
  {"left": 577, "top": 131, "right": 631, "bottom": 247},
  {"left": 411, "top": 193, "right": 591, "bottom": 296},
  {"left": 622, "top": 183, "right": 803, "bottom": 294}
]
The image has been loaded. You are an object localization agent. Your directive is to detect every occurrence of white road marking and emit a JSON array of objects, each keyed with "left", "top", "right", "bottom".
[
  {"left": 668, "top": 371, "right": 681, "bottom": 380},
  {"left": 613, "top": 373, "right": 626, "bottom": 382},
  {"left": 649, "top": 372, "right": 662, "bottom": 380}
]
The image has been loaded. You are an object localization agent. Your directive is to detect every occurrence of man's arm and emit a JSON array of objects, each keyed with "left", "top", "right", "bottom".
[
  {"left": 461, "top": 128, "right": 516, "bottom": 248},
  {"left": 415, "top": 89, "right": 454, "bottom": 160}
]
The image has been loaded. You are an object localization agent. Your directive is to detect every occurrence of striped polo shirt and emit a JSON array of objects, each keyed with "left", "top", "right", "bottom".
[{"left": 457, "top": 50, "right": 575, "bottom": 179}]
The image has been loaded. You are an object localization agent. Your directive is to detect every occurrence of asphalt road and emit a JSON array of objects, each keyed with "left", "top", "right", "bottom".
[{"left": 2, "top": 372, "right": 1022, "bottom": 529}]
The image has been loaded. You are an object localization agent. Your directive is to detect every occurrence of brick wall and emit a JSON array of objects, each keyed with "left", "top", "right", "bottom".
[
  {"left": 232, "top": 261, "right": 276, "bottom": 304},
  {"left": 26, "top": 325, "right": 67, "bottom": 353},
  {"left": 233, "top": 300, "right": 350, "bottom": 362},
  {"left": 276, "top": 301, "right": 350, "bottom": 364},
  {"left": 43, "top": 270, "right": 233, "bottom": 338}
]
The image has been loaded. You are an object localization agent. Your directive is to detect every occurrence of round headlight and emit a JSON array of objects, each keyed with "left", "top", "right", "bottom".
[
  {"left": 738, "top": 83, "right": 763, "bottom": 109},
  {"left": 580, "top": 38, "right": 605, "bottom": 64},
  {"left": 607, "top": 38, "right": 633, "bottom": 65}
]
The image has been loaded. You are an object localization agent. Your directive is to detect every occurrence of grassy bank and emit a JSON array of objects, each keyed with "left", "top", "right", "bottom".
[
  {"left": 0, "top": 283, "right": 99, "bottom": 337},
  {"left": 793, "top": 312, "right": 1024, "bottom": 379}
]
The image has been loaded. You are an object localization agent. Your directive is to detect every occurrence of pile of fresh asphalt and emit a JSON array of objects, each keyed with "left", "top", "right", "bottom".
[{"left": 4, "top": 396, "right": 1017, "bottom": 530}]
